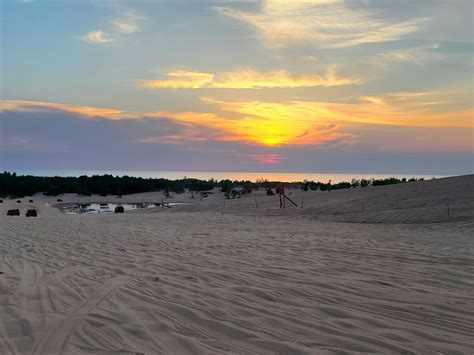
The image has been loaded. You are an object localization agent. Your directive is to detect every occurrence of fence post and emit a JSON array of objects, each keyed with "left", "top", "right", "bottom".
[
  {"left": 255, "top": 196, "right": 257, "bottom": 208},
  {"left": 447, "top": 202, "right": 450, "bottom": 216},
  {"left": 161, "top": 198, "right": 164, "bottom": 209},
  {"left": 301, "top": 195, "right": 304, "bottom": 209}
]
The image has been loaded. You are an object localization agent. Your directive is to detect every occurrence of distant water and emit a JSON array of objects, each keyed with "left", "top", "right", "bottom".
[{"left": 7, "top": 169, "right": 447, "bottom": 183}]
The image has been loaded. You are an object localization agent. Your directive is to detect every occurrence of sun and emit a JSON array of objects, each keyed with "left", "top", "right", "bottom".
[{"left": 262, "top": 137, "right": 283, "bottom": 146}]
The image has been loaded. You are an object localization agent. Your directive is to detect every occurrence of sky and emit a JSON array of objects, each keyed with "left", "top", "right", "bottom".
[{"left": 1, "top": 0, "right": 473, "bottom": 175}]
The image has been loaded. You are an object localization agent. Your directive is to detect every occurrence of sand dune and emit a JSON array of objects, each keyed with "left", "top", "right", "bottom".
[
  {"left": 0, "top": 176, "right": 473, "bottom": 354},
  {"left": 174, "top": 175, "right": 474, "bottom": 224}
]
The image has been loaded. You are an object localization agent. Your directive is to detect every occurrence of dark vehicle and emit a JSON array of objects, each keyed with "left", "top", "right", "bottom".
[
  {"left": 114, "top": 206, "right": 125, "bottom": 213},
  {"left": 29, "top": 199, "right": 34, "bottom": 203},
  {"left": 0, "top": 199, "right": 3, "bottom": 203},
  {"left": 26, "top": 209, "right": 38, "bottom": 217},
  {"left": 17, "top": 200, "right": 22, "bottom": 203},
  {"left": 57, "top": 199, "right": 63, "bottom": 202},
  {"left": 7, "top": 209, "right": 20, "bottom": 216}
]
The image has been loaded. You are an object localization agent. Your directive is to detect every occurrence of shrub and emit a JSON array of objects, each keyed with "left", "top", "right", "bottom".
[{"left": 351, "top": 179, "right": 360, "bottom": 188}]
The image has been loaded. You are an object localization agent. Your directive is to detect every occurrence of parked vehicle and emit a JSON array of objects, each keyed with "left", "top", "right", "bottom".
[
  {"left": 7, "top": 209, "right": 20, "bottom": 216},
  {"left": 114, "top": 206, "right": 125, "bottom": 213},
  {"left": 57, "top": 199, "right": 63, "bottom": 202},
  {"left": 29, "top": 199, "right": 34, "bottom": 203},
  {"left": 26, "top": 209, "right": 37, "bottom": 217},
  {"left": 17, "top": 200, "right": 22, "bottom": 203}
]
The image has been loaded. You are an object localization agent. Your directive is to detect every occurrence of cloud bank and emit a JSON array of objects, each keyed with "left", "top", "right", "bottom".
[{"left": 1, "top": 99, "right": 471, "bottom": 174}]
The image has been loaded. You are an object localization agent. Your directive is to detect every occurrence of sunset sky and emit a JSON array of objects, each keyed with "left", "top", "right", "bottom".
[{"left": 1, "top": 0, "right": 473, "bottom": 174}]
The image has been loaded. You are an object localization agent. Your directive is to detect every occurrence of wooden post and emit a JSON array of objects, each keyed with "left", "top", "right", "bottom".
[
  {"left": 447, "top": 202, "right": 450, "bottom": 216},
  {"left": 301, "top": 195, "right": 304, "bottom": 209},
  {"left": 362, "top": 201, "right": 365, "bottom": 211},
  {"left": 161, "top": 198, "right": 164, "bottom": 209},
  {"left": 255, "top": 196, "right": 257, "bottom": 208}
]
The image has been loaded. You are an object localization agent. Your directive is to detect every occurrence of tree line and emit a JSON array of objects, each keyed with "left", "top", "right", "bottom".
[
  {"left": 300, "top": 176, "right": 425, "bottom": 191},
  {"left": 0, "top": 172, "right": 426, "bottom": 198}
]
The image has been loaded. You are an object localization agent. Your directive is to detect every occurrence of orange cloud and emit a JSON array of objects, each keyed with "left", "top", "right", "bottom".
[
  {"left": 190, "top": 92, "right": 472, "bottom": 146},
  {"left": 199, "top": 93, "right": 471, "bottom": 131},
  {"left": 139, "top": 67, "right": 359, "bottom": 89}
]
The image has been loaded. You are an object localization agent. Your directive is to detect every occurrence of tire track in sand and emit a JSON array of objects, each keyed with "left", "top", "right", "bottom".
[
  {"left": 32, "top": 275, "right": 129, "bottom": 355},
  {"left": 18, "top": 266, "right": 84, "bottom": 290}
]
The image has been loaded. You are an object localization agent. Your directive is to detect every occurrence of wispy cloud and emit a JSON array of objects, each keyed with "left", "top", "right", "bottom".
[
  {"left": 139, "top": 67, "right": 360, "bottom": 89},
  {"left": 376, "top": 44, "right": 441, "bottom": 65},
  {"left": 80, "top": 9, "right": 146, "bottom": 45},
  {"left": 0, "top": 100, "right": 135, "bottom": 119},
  {"left": 111, "top": 11, "right": 146, "bottom": 34},
  {"left": 215, "top": 0, "right": 425, "bottom": 48},
  {"left": 81, "top": 30, "right": 116, "bottom": 44},
  {"left": 303, "top": 55, "right": 318, "bottom": 62},
  {"left": 141, "top": 71, "right": 215, "bottom": 89}
]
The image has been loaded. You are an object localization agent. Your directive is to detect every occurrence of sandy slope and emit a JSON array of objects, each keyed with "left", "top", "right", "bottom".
[{"left": 0, "top": 176, "right": 473, "bottom": 354}]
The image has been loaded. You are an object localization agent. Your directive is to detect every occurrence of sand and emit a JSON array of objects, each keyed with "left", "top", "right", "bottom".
[{"left": 0, "top": 175, "right": 473, "bottom": 354}]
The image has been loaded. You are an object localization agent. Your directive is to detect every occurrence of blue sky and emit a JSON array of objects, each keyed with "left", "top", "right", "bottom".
[{"left": 1, "top": 0, "right": 473, "bottom": 174}]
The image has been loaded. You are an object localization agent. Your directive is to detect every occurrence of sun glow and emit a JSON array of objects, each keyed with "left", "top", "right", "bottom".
[{"left": 157, "top": 100, "right": 350, "bottom": 147}]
